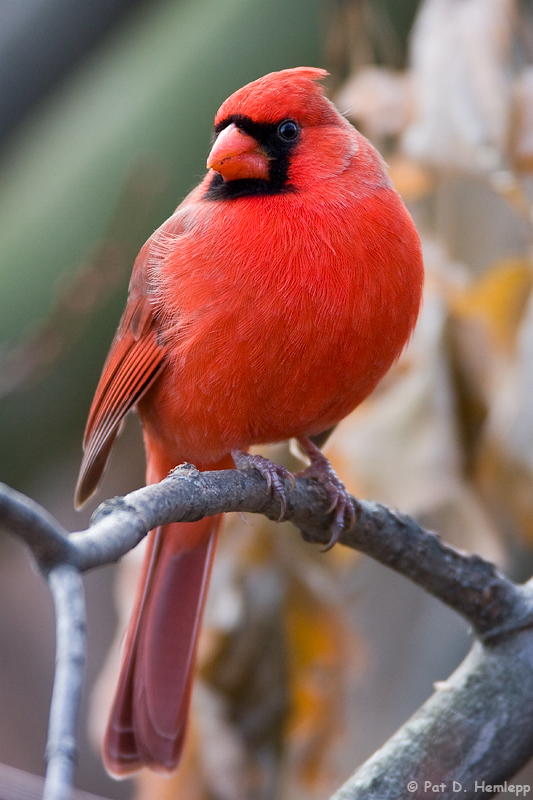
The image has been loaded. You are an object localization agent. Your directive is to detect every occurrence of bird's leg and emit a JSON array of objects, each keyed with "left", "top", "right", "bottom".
[
  {"left": 296, "top": 436, "right": 356, "bottom": 550},
  {"left": 231, "top": 449, "right": 296, "bottom": 521}
]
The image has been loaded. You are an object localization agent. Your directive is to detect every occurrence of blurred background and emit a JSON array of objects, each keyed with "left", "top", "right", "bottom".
[{"left": 1, "top": 0, "right": 533, "bottom": 798}]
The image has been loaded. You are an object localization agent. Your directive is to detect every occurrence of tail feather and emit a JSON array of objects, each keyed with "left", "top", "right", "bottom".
[{"left": 103, "top": 516, "right": 221, "bottom": 776}]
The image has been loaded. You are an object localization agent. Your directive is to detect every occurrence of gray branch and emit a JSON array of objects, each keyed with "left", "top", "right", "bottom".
[
  {"left": 44, "top": 566, "right": 86, "bottom": 800},
  {"left": 1, "top": 463, "right": 533, "bottom": 800}
]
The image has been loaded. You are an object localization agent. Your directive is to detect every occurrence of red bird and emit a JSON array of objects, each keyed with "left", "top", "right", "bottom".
[{"left": 76, "top": 67, "right": 424, "bottom": 776}]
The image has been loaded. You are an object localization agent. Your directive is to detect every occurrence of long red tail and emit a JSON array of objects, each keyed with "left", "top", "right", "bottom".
[{"left": 103, "top": 514, "right": 221, "bottom": 776}]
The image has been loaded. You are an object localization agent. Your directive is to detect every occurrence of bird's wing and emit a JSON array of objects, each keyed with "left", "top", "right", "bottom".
[{"left": 75, "top": 241, "right": 168, "bottom": 507}]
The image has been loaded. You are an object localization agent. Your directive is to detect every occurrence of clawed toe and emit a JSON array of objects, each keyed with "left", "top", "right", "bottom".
[
  {"left": 231, "top": 449, "right": 294, "bottom": 521},
  {"left": 296, "top": 436, "right": 356, "bottom": 551},
  {"left": 231, "top": 441, "right": 356, "bottom": 545}
]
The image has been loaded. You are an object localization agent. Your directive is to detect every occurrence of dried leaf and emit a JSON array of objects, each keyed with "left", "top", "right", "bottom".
[
  {"left": 403, "top": 0, "right": 515, "bottom": 171},
  {"left": 283, "top": 579, "right": 364, "bottom": 793},
  {"left": 510, "top": 67, "right": 533, "bottom": 172},
  {"left": 387, "top": 154, "right": 434, "bottom": 201},
  {"left": 449, "top": 256, "right": 533, "bottom": 353},
  {"left": 475, "top": 439, "right": 533, "bottom": 545},
  {"left": 488, "top": 289, "right": 533, "bottom": 480},
  {"left": 447, "top": 257, "right": 533, "bottom": 547},
  {"left": 335, "top": 67, "right": 414, "bottom": 139}
]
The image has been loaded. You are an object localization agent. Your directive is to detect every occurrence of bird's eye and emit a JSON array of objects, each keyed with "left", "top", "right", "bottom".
[{"left": 277, "top": 119, "right": 300, "bottom": 141}]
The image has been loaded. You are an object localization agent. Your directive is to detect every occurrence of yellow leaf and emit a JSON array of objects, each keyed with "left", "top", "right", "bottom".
[
  {"left": 387, "top": 154, "right": 434, "bottom": 201},
  {"left": 449, "top": 257, "right": 533, "bottom": 351},
  {"left": 475, "top": 439, "right": 533, "bottom": 546},
  {"left": 284, "top": 581, "right": 366, "bottom": 790}
]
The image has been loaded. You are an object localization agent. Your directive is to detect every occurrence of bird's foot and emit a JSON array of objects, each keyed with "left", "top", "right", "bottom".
[
  {"left": 296, "top": 437, "right": 356, "bottom": 551},
  {"left": 231, "top": 449, "right": 296, "bottom": 521}
]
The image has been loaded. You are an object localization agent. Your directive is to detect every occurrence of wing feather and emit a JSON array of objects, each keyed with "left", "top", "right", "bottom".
[{"left": 75, "top": 244, "right": 168, "bottom": 508}]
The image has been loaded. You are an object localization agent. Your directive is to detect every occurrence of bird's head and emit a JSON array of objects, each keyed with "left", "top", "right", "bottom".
[{"left": 205, "top": 67, "right": 358, "bottom": 199}]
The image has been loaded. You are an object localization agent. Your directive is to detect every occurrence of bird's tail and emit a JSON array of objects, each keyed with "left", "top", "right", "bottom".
[{"left": 103, "top": 512, "right": 222, "bottom": 776}]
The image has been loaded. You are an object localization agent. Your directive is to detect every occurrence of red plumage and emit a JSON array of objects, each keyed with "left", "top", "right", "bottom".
[{"left": 76, "top": 67, "right": 424, "bottom": 776}]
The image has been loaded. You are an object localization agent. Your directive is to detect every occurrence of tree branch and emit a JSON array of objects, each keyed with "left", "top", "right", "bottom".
[
  {"left": 1, "top": 464, "right": 533, "bottom": 799},
  {"left": 332, "top": 633, "right": 533, "bottom": 799},
  {"left": 44, "top": 566, "right": 86, "bottom": 800}
]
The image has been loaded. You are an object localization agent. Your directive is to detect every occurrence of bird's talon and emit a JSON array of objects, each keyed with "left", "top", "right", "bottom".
[
  {"left": 231, "top": 449, "right": 294, "bottom": 521},
  {"left": 297, "top": 436, "right": 356, "bottom": 549},
  {"left": 321, "top": 530, "right": 340, "bottom": 553},
  {"left": 276, "top": 496, "right": 287, "bottom": 523},
  {"left": 325, "top": 487, "right": 340, "bottom": 514}
]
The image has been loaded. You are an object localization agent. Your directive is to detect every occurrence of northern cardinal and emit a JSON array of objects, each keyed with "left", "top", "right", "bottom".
[{"left": 76, "top": 67, "right": 423, "bottom": 776}]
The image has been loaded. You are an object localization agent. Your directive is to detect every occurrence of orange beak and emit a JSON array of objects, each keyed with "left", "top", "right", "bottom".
[{"left": 207, "top": 123, "right": 270, "bottom": 181}]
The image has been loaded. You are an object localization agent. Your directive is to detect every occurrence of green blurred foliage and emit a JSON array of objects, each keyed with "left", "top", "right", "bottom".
[{"left": 0, "top": 0, "right": 324, "bottom": 490}]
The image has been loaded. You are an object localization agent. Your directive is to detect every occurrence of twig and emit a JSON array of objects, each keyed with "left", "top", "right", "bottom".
[{"left": 43, "top": 566, "right": 86, "bottom": 800}]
